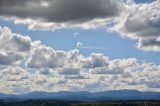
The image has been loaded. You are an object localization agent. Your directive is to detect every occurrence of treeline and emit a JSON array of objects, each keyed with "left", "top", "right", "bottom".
[{"left": 0, "top": 100, "right": 160, "bottom": 106}]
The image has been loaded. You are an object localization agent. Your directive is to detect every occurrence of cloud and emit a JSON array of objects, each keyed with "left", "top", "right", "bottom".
[
  {"left": 58, "top": 68, "right": 80, "bottom": 75},
  {"left": 0, "top": 66, "right": 29, "bottom": 81},
  {"left": 0, "top": 27, "right": 160, "bottom": 94},
  {"left": 137, "top": 38, "right": 160, "bottom": 51},
  {"left": 77, "top": 42, "right": 83, "bottom": 48},
  {"left": 1, "top": 0, "right": 159, "bottom": 52},
  {"left": 147, "top": 82, "right": 160, "bottom": 88},
  {"left": 0, "top": 27, "right": 41, "bottom": 54},
  {"left": 0, "top": 27, "right": 41, "bottom": 66},
  {"left": 110, "top": 0, "right": 160, "bottom": 51},
  {"left": 64, "top": 75, "right": 86, "bottom": 79},
  {"left": 26, "top": 43, "right": 108, "bottom": 69},
  {"left": 26, "top": 46, "right": 82, "bottom": 68},
  {"left": 80, "top": 53, "right": 109, "bottom": 68},
  {"left": 77, "top": 42, "right": 107, "bottom": 50},
  {"left": 90, "top": 58, "right": 137, "bottom": 74},
  {"left": 0, "top": 52, "right": 23, "bottom": 65},
  {"left": 0, "top": 27, "right": 32, "bottom": 53},
  {"left": 90, "top": 67, "right": 124, "bottom": 74},
  {"left": 0, "top": 0, "right": 122, "bottom": 22},
  {"left": 0, "top": 0, "right": 124, "bottom": 30},
  {"left": 73, "top": 32, "right": 79, "bottom": 37}
]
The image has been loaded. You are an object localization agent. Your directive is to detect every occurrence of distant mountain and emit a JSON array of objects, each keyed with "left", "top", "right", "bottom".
[{"left": 0, "top": 90, "right": 160, "bottom": 101}]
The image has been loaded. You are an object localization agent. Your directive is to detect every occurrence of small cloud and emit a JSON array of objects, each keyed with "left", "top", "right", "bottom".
[
  {"left": 76, "top": 42, "right": 107, "bottom": 50},
  {"left": 77, "top": 42, "right": 83, "bottom": 48},
  {"left": 73, "top": 32, "right": 79, "bottom": 37}
]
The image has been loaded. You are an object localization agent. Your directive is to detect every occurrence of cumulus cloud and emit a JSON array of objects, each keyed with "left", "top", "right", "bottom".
[
  {"left": 110, "top": 0, "right": 160, "bottom": 51},
  {"left": 0, "top": 67, "right": 29, "bottom": 81},
  {"left": 0, "top": 0, "right": 124, "bottom": 30},
  {"left": 26, "top": 46, "right": 82, "bottom": 68},
  {"left": 0, "top": 27, "right": 41, "bottom": 53},
  {"left": 80, "top": 53, "right": 109, "bottom": 68},
  {"left": 29, "top": 49, "right": 109, "bottom": 69},
  {"left": 0, "top": 27, "right": 160, "bottom": 94},
  {"left": 0, "top": 27, "right": 41, "bottom": 66},
  {"left": 0, "top": 27, "right": 32, "bottom": 53},
  {"left": 0, "top": 52, "right": 23, "bottom": 65},
  {"left": 26, "top": 44, "right": 108, "bottom": 69}
]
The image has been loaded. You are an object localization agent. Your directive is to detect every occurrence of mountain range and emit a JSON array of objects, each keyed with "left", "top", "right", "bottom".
[{"left": 0, "top": 90, "right": 160, "bottom": 101}]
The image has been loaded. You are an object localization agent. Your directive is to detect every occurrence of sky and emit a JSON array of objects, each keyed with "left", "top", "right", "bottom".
[{"left": 0, "top": 0, "right": 160, "bottom": 94}]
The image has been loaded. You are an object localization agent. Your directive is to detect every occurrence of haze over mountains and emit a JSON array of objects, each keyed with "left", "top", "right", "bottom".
[{"left": 0, "top": 90, "right": 160, "bottom": 101}]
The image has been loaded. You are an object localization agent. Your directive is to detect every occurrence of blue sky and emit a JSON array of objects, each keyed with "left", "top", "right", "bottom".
[{"left": 0, "top": 0, "right": 160, "bottom": 94}]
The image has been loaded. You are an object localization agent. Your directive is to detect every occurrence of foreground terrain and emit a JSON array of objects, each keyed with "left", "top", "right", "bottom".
[{"left": 0, "top": 100, "right": 160, "bottom": 106}]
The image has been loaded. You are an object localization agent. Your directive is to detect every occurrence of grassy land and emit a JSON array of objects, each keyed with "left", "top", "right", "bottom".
[{"left": 0, "top": 100, "right": 160, "bottom": 106}]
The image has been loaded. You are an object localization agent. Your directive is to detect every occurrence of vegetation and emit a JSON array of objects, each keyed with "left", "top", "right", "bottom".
[{"left": 0, "top": 100, "right": 159, "bottom": 106}]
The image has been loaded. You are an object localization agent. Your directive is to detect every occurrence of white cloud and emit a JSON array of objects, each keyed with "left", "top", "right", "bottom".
[
  {"left": 0, "top": 27, "right": 33, "bottom": 53},
  {"left": 73, "top": 32, "right": 79, "bottom": 37},
  {"left": 0, "top": 27, "right": 41, "bottom": 66},
  {"left": 26, "top": 46, "right": 82, "bottom": 68},
  {"left": 80, "top": 53, "right": 109, "bottom": 68},
  {"left": 0, "top": 27, "right": 160, "bottom": 94},
  {"left": 77, "top": 42, "right": 83, "bottom": 48},
  {"left": 26, "top": 44, "right": 108, "bottom": 69},
  {"left": 0, "top": 67, "right": 29, "bottom": 81},
  {"left": 76, "top": 42, "right": 107, "bottom": 50}
]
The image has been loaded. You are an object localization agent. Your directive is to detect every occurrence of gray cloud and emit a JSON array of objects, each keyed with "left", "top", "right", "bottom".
[
  {"left": 0, "top": 0, "right": 122, "bottom": 23},
  {"left": 91, "top": 67, "right": 124, "bottom": 74},
  {"left": 58, "top": 68, "right": 80, "bottom": 75},
  {"left": 110, "top": 0, "right": 160, "bottom": 51},
  {"left": 64, "top": 75, "right": 86, "bottom": 79},
  {"left": 0, "top": 52, "right": 23, "bottom": 65},
  {"left": 147, "top": 82, "right": 160, "bottom": 88},
  {"left": 137, "top": 38, "right": 160, "bottom": 51}
]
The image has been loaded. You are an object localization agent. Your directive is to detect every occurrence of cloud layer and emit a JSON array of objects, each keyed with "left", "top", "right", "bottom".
[{"left": 0, "top": 27, "right": 160, "bottom": 94}]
